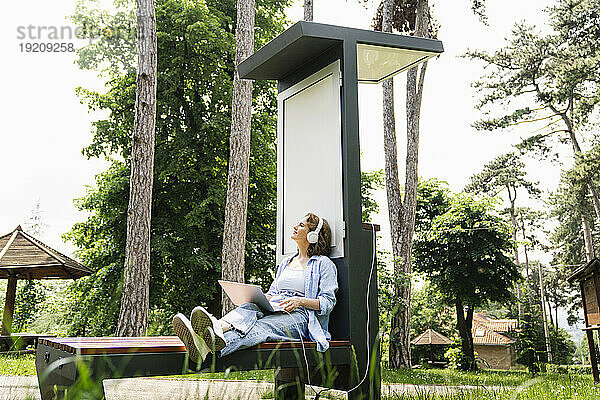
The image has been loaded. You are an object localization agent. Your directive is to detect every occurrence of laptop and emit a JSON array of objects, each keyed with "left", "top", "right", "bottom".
[{"left": 218, "top": 280, "right": 283, "bottom": 313}]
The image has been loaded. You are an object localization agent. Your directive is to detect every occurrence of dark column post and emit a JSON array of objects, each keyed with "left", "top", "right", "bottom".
[
  {"left": 588, "top": 330, "right": 599, "bottom": 383},
  {"left": 341, "top": 37, "right": 381, "bottom": 400},
  {"left": 2, "top": 276, "right": 18, "bottom": 336}
]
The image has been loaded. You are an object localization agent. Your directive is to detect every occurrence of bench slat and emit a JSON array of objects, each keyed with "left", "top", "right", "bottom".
[{"left": 39, "top": 337, "right": 351, "bottom": 355}]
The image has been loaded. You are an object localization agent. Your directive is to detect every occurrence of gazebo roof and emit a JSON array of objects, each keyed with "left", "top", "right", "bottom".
[
  {"left": 0, "top": 225, "right": 92, "bottom": 280},
  {"left": 411, "top": 329, "right": 452, "bottom": 345}
]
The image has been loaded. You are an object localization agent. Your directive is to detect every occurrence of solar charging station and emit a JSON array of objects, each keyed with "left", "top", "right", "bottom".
[{"left": 239, "top": 21, "right": 444, "bottom": 399}]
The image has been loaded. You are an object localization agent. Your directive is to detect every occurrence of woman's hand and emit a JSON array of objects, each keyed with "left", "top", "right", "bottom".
[
  {"left": 279, "top": 296, "right": 304, "bottom": 312},
  {"left": 279, "top": 297, "right": 321, "bottom": 312}
]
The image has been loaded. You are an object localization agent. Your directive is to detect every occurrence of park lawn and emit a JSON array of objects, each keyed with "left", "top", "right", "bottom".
[
  {"left": 382, "top": 367, "right": 532, "bottom": 386},
  {"left": 0, "top": 354, "right": 36, "bottom": 375},
  {"left": 382, "top": 373, "right": 600, "bottom": 400}
]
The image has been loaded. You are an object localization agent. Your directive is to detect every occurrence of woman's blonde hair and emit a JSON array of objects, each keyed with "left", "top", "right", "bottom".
[{"left": 305, "top": 213, "right": 331, "bottom": 257}]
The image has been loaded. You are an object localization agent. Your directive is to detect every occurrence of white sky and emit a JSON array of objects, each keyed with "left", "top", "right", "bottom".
[{"left": 1, "top": 0, "right": 566, "bottom": 260}]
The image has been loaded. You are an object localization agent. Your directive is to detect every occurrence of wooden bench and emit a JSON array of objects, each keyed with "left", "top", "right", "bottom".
[
  {"left": 35, "top": 336, "right": 356, "bottom": 399},
  {"left": 0, "top": 333, "right": 53, "bottom": 353},
  {"left": 35, "top": 223, "right": 380, "bottom": 399}
]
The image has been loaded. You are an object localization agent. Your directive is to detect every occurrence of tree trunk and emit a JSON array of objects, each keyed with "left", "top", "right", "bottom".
[
  {"left": 380, "top": 0, "right": 408, "bottom": 369},
  {"left": 582, "top": 216, "right": 595, "bottom": 261},
  {"left": 507, "top": 190, "right": 522, "bottom": 321},
  {"left": 547, "top": 298, "right": 554, "bottom": 328},
  {"left": 455, "top": 302, "right": 476, "bottom": 371},
  {"left": 387, "top": 0, "right": 429, "bottom": 370},
  {"left": 395, "top": 0, "right": 429, "bottom": 369},
  {"left": 221, "top": 0, "right": 255, "bottom": 316},
  {"left": 116, "top": 0, "right": 157, "bottom": 337},
  {"left": 539, "top": 263, "right": 552, "bottom": 362},
  {"left": 304, "top": 0, "right": 313, "bottom": 21}
]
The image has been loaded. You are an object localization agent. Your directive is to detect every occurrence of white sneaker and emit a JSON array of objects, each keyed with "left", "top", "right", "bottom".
[
  {"left": 190, "top": 306, "right": 226, "bottom": 353},
  {"left": 173, "top": 313, "right": 210, "bottom": 363}
]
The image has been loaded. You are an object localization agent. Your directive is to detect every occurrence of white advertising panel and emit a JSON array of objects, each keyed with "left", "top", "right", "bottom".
[{"left": 276, "top": 60, "right": 344, "bottom": 263}]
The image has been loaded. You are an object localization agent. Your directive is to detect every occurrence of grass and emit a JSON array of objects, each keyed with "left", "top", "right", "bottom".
[
  {"left": 0, "top": 354, "right": 36, "bottom": 375},
  {"left": 382, "top": 373, "right": 600, "bottom": 399},
  {"left": 162, "top": 369, "right": 274, "bottom": 381},
  {"left": 382, "top": 367, "right": 532, "bottom": 387}
]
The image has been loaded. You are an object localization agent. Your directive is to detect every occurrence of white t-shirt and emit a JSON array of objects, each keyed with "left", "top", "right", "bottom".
[{"left": 275, "top": 265, "right": 305, "bottom": 296}]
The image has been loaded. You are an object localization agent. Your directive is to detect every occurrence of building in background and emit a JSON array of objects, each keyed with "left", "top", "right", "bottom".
[{"left": 472, "top": 313, "right": 518, "bottom": 370}]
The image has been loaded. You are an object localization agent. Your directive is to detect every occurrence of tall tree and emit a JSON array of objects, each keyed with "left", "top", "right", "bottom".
[
  {"left": 413, "top": 193, "right": 519, "bottom": 371},
  {"left": 465, "top": 152, "right": 539, "bottom": 320},
  {"left": 304, "top": 0, "right": 313, "bottom": 21},
  {"left": 379, "top": 0, "right": 408, "bottom": 369},
  {"left": 549, "top": 163, "right": 599, "bottom": 326},
  {"left": 221, "top": 0, "right": 256, "bottom": 315},
  {"left": 373, "top": 0, "right": 430, "bottom": 370},
  {"left": 116, "top": 0, "right": 158, "bottom": 337},
  {"left": 465, "top": 152, "right": 540, "bottom": 268},
  {"left": 373, "top": 0, "right": 486, "bottom": 369},
  {"left": 466, "top": 0, "right": 600, "bottom": 254}
]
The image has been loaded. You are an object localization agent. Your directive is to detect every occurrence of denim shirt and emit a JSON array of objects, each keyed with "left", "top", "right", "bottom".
[{"left": 266, "top": 252, "right": 338, "bottom": 352}]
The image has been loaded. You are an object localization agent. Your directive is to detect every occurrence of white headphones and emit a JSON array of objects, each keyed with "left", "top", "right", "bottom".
[{"left": 306, "top": 215, "right": 323, "bottom": 244}]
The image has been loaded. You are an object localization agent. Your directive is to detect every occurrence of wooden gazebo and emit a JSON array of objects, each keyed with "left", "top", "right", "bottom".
[
  {"left": 411, "top": 328, "right": 452, "bottom": 366},
  {"left": 0, "top": 225, "right": 92, "bottom": 335}
]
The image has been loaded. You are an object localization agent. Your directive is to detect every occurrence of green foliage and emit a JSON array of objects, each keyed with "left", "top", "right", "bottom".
[
  {"left": 545, "top": 363, "right": 593, "bottom": 375},
  {"left": 515, "top": 304, "right": 546, "bottom": 372},
  {"left": 464, "top": 152, "right": 539, "bottom": 200},
  {"left": 548, "top": 172, "right": 594, "bottom": 265},
  {"left": 413, "top": 192, "right": 519, "bottom": 371},
  {"left": 466, "top": 0, "right": 600, "bottom": 158},
  {"left": 12, "top": 280, "right": 45, "bottom": 333},
  {"left": 64, "top": 0, "right": 289, "bottom": 335},
  {"left": 381, "top": 373, "right": 600, "bottom": 399},
  {"left": 548, "top": 161, "right": 599, "bottom": 325},
  {"left": 381, "top": 366, "right": 532, "bottom": 387},
  {"left": 375, "top": 179, "right": 451, "bottom": 365},
  {"left": 549, "top": 326, "right": 576, "bottom": 365},
  {"left": 411, "top": 282, "right": 454, "bottom": 338},
  {"left": 413, "top": 194, "right": 519, "bottom": 308},
  {"left": 362, "top": 169, "right": 384, "bottom": 221},
  {"left": 443, "top": 347, "right": 463, "bottom": 370},
  {"left": 515, "top": 301, "right": 576, "bottom": 372},
  {"left": 0, "top": 354, "right": 36, "bottom": 375},
  {"left": 415, "top": 179, "right": 451, "bottom": 233}
]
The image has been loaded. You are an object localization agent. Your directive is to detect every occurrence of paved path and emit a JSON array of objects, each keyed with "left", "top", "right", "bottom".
[{"left": 0, "top": 375, "right": 510, "bottom": 400}]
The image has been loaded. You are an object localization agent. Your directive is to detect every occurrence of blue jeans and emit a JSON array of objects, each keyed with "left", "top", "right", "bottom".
[{"left": 219, "top": 303, "right": 309, "bottom": 357}]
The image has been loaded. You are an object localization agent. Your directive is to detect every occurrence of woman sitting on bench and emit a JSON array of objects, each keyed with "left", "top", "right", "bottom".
[{"left": 173, "top": 213, "right": 338, "bottom": 363}]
